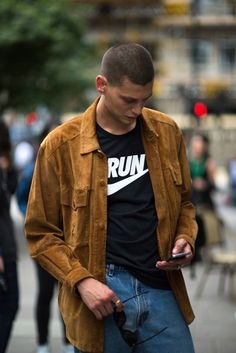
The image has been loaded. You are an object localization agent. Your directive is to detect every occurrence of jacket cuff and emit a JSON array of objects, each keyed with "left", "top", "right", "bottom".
[
  {"left": 64, "top": 266, "right": 94, "bottom": 293},
  {"left": 175, "top": 234, "right": 195, "bottom": 252}
]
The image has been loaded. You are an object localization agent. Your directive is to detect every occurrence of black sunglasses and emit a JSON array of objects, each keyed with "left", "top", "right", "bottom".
[{"left": 113, "top": 292, "right": 167, "bottom": 347}]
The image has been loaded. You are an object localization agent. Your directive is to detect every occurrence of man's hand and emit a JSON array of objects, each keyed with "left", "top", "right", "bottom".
[
  {"left": 156, "top": 238, "right": 193, "bottom": 271},
  {"left": 192, "top": 177, "right": 207, "bottom": 190},
  {"left": 76, "top": 277, "right": 123, "bottom": 320},
  {"left": 0, "top": 156, "right": 10, "bottom": 170},
  {"left": 0, "top": 256, "right": 4, "bottom": 272}
]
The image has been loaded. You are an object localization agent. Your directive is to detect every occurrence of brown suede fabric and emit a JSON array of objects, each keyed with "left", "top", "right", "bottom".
[{"left": 25, "top": 98, "right": 197, "bottom": 353}]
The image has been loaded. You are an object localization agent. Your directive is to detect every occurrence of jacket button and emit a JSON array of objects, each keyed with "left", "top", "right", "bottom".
[
  {"left": 100, "top": 179, "right": 106, "bottom": 186},
  {"left": 97, "top": 150, "right": 104, "bottom": 158},
  {"left": 99, "top": 223, "right": 104, "bottom": 230}
]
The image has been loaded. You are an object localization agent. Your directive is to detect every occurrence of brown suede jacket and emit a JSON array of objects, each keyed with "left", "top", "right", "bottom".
[{"left": 25, "top": 98, "right": 197, "bottom": 353}]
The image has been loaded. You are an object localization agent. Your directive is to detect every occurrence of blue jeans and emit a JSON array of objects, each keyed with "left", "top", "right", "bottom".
[{"left": 74, "top": 264, "right": 195, "bottom": 353}]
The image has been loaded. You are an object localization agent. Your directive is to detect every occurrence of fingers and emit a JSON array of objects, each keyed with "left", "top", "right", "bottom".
[
  {"left": 92, "top": 297, "right": 123, "bottom": 320},
  {"left": 89, "top": 296, "right": 116, "bottom": 319},
  {"left": 156, "top": 260, "right": 183, "bottom": 271},
  {"left": 156, "top": 255, "right": 191, "bottom": 271},
  {"left": 0, "top": 256, "right": 4, "bottom": 272},
  {"left": 77, "top": 277, "right": 124, "bottom": 320},
  {"left": 172, "top": 238, "right": 189, "bottom": 254},
  {"left": 94, "top": 303, "right": 114, "bottom": 320},
  {"left": 169, "top": 239, "right": 193, "bottom": 268},
  {"left": 113, "top": 298, "right": 124, "bottom": 312}
]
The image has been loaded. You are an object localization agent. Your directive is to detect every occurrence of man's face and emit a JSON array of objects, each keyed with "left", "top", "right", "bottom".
[
  {"left": 96, "top": 76, "right": 153, "bottom": 130},
  {"left": 190, "top": 136, "right": 206, "bottom": 158}
]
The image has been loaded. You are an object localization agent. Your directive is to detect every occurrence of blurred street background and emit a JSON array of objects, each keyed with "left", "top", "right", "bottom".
[{"left": 1, "top": 1, "right": 236, "bottom": 353}]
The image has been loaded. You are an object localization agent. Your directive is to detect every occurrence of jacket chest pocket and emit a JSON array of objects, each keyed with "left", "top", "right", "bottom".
[{"left": 61, "top": 187, "right": 90, "bottom": 246}]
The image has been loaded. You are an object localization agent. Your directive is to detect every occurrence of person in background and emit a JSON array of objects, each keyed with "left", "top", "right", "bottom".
[
  {"left": 25, "top": 43, "right": 197, "bottom": 353},
  {"left": 228, "top": 155, "right": 236, "bottom": 206},
  {"left": 188, "top": 133, "right": 218, "bottom": 276},
  {"left": 189, "top": 134, "right": 215, "bottom": 210},
  {"left": 0, "top": 120, "right": 19, "bottom": 353},
  {"left": 16, "top": 123, "right": 73, "bottom": 353}
]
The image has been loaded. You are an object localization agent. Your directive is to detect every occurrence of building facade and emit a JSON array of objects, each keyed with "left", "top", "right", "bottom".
[{"left": 78, "top": 0, "right": 236, "bottom": 122}]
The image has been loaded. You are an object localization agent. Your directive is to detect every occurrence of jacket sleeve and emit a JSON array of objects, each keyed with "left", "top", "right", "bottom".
[
  {"left": 175, "top": 132, "right": 198, "bottom": 250},
  {"left": 24, "top": 144, "right": 92, "bottom": 290}
]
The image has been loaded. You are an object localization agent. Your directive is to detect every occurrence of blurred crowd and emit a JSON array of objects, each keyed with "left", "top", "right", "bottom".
[{"left": 0, "top": 116, "right": 74, "bottom": 353}]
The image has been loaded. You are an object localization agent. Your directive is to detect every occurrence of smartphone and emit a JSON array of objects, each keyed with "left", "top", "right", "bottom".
[{"left": 167, "top": 252, "right": 191, "bottom": 261}]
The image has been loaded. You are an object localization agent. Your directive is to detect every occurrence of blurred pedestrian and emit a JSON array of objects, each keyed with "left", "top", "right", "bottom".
[
  {"left": 16, "top": 123, "right": 73, "bottom": 353},
  {"left": 228, "top": 155, "right": 236, "bottom": 206},
  {"left": 14, "top": 140, "right": 35, "bottom": 173},
  {"left": 25, "top": 43, "right": 197, "bottom": 353},
  {"left": 0, "top": 120, "right": 19, "bottom": 353},
  {"left": 15, "top": 141, "right": 35, "bottom": 215},
  {"left": 188, "top": 133, "right": 220, "bottom": 276},
  {"left": 189, "top": 134, "right": 215, "bottom": 210}
]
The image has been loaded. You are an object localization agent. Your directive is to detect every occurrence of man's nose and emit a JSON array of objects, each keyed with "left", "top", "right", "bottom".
[{"left": 132, "top": 102, "right": 143, "bottom": 116}]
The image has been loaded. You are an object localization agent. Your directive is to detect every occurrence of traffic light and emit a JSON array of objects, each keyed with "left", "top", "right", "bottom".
[{"left": 193, "top": 101, "right": 208, "bottom": 119}]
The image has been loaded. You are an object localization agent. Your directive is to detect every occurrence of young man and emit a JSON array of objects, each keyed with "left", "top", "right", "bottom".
[{"left": 25, "top": 43, "right": 197, "bottom": 353}]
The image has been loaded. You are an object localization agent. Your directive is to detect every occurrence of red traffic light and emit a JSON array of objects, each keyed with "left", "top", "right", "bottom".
[{"left": 193, "top": 102, "right": 208, "bottom": 118}]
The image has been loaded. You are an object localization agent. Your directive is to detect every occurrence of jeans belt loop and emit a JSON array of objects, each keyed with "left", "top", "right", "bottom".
[{"left": 107, "top": 264, "right": 115, "bottom": 277}]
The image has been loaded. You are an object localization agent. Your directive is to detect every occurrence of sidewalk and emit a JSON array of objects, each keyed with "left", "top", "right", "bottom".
[{"left": 7, "top": 199, "right": 236, "bottom": 353}]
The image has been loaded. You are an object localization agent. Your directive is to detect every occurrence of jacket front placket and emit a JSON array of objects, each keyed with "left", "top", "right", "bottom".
[
  {"left": 141, "top": 120, "right": 172, "bottom": 260},
  {"left": 90, "top": 148, "right": 108, "bottom": 282},
  {"left": 79, "top": 105, "right": 108, "bottom": 282}
]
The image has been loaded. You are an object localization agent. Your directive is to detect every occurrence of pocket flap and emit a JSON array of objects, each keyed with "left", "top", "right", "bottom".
[
  {"left": 169, "top": 163, "right": 182, "bottom": 185},
  {"left": 61, "top": 188, "right": 88, "bottom": 209}
]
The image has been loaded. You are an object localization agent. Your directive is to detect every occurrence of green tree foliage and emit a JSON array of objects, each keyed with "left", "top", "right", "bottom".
[{"left": 0, "top": 0, "right": 97, "bottom": 113}]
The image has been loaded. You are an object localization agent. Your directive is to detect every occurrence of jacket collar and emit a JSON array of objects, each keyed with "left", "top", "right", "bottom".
[
  {"left": 79, "top": 98, "right": 159, "bottom": 155},
  {"left": 141, "top": 108, "right": 159, "bottom": 140},
  {"left": 80, "top": 97, "right": 101, "bottom": 155}
]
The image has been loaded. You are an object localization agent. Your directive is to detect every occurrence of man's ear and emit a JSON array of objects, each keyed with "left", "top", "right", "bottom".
[{"left": 96, "top": 75, "right": 107, "bottom": 94}]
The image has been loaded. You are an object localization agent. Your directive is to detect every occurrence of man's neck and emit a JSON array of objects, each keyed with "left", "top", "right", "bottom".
[{"left": 96, "top": 97, "right": 137, "bottom": 135}]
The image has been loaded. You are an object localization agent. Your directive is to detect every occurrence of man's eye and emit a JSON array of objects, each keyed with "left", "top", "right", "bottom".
[{"left": 123, "top": 98, "right": 135, "bottom": 104}]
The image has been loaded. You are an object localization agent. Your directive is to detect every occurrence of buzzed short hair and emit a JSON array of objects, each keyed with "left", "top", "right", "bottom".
[{"left": 100, "top": 43, "right": 154, "bottom": 86}]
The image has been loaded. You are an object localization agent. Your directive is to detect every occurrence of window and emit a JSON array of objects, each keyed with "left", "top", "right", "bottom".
[
  {"left": 220, "top": 40, "right": 236, "bottom": 73},
  {"left": 191, "top": 40, "right": 211, "bottom": 66}
]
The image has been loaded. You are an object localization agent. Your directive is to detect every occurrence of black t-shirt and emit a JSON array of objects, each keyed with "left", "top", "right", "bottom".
[{"left": 97, "top": 120, "right": 170, "bottom": 289}]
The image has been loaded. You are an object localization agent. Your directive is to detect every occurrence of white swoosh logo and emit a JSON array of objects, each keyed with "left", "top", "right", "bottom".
[{"left": 108, "top": 169, "right": 148, "bottom": 196}]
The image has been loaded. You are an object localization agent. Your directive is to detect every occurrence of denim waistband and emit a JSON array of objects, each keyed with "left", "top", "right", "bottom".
[{"left": 106, "top": 264, "right": 127, "bottom": 276}]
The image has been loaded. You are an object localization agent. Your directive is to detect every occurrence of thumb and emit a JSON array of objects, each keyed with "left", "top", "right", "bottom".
[{"left": 172, "top": 239, "right": 187, "bottom": 254}]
